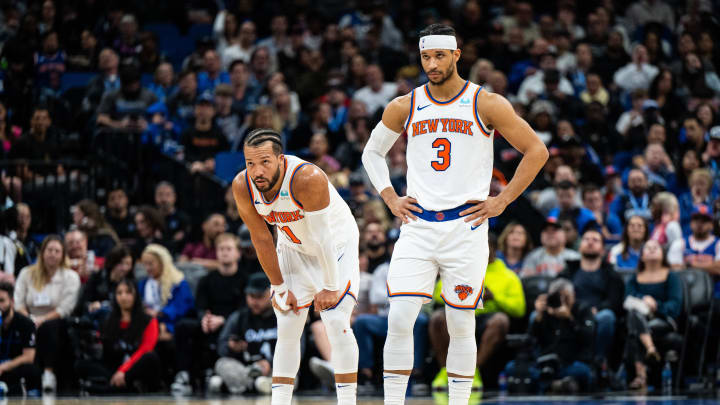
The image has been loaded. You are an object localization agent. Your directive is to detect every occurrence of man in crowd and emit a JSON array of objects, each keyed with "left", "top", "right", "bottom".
[
  {"left": 0, "top": 281, "right": 41, "bottom": 395},
  {"left": 521, "top": 214, "right": 580, "bottom": 277},
  {"left": 154, "top": 181, "right": 191, "bottom": 252},
  {"left": 179, "top": 213, "right": 227, "bottom": 270},
  {"left": 105, "top": 188, "right": 136, "bottom": 241},
  {"left": 180, "top": 93, "right": 230, "bottom": 173}
]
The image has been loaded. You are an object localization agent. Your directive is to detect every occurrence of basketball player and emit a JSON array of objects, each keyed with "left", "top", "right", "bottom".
[
  {"left": 232, "top": 129, "right": 360, "bottom": 405},
  {"left": 362, "top": 24, "right": 548, "bottom": 405}
]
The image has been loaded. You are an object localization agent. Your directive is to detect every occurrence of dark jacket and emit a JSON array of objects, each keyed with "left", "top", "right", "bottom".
[
  {"left": 558, "top": 260, "right": 625, "bottom": 316},
  {"left": 531, "top": 303, "right": 595, "bottom": 365}
]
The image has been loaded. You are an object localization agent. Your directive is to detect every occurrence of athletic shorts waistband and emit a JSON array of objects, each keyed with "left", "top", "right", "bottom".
[{"left": 415, "top": 203, "right": 475, "bottom": 222}]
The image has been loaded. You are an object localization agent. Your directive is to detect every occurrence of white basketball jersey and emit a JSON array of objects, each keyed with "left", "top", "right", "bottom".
[
  {"left": 404, "top": 81, "right": 495, "bottom": 211},
  {"left": 245, "top": 155, "right": 357, "bottom": 255}
]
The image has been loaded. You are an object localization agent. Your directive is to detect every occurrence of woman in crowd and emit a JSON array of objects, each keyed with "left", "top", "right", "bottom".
[
  {"left": 76, "top": 279, "right": 161, "bottom": 393},
  {"left": 14, "top": 235, "right": 81, "bottom": 393},
  {"left": 497, "top": 222, "right": 533, "bottom": 273},
  {"left": 608, "top": 215, "right": 649, "bottom": 273},
  {"left": 648, "top": 192, "right": 682, "bottom": 249},
  {"left": 75, "top": 245, "right": 134, "bottom": 321},
  {"left": 624, "top": 240, "right": 682, "bottom": 390},
  {"left": 73, "top": 199, "right": 120, "bottom": 257},
  {"left": 679, "top": 168, "right": 715, "bottom": 234}
]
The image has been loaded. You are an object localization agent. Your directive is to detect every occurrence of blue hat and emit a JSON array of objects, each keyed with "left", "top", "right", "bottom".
[
  {"left": 544, "top": 214, "right": 562, "bottom": 229},
  {"left": 195, "top": 91, "right": 214, "bottom": 105},
  {"left": 691, "top": 204, "right": 713, "bottom": 220}
]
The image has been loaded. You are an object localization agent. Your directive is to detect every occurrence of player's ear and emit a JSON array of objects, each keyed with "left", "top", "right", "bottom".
[{"left": 453, "top": 48, "right": 461, "bottom": 61}]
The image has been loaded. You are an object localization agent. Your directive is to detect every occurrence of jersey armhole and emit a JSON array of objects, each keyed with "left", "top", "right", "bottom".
[
  {"left": 403, "top": 89, "right": 415, "bottom": 133},
  {"left": 244, "top": 171, "right": 255, "bottom": 201},
  {"left": 473, "top": 86, "right": 493, "bottom": 137},
  {"left": 289, "top": 163, "right": 311, "bottom": 209}
]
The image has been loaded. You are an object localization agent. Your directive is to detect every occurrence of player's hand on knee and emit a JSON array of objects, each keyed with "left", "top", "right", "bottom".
[
  {"left": 273, "top": 290, "right": 300, "bottom": 314},
  {"left": 388, "top": 196, "right": 423, "bottom": 224},
  {"left": 313, "top": 289, "right": 340, "bottom": 311},
  {"left": 460, "top": 196, "right": 508, "bottom": 226}
]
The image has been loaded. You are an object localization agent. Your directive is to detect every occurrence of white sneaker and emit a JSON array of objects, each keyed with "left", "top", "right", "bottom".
[
  {"left": 255, "top": 376, "right": 273, "bottom": 394},
  {"left": 41, "top": 370, "right": 56, "bottom": 393},
  {"left": 170, "top": 371, "right": 193, "bottom": 396},
  {"left": 309, "top": 357, "right": 335, "bottom": 390},
  {"left": 208, "top": 375, "right": 223, "bottom": 395}
]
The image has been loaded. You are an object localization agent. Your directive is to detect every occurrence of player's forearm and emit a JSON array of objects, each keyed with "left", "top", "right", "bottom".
[
  {"left": 495, "top": 143, "right": 548, "bottom": 206},
  {"left": 253, "top": 236, "right": 284, "bottom": 284},
  {"left": 380, "top": 186, "right": 400, "bottom": 206},
  {"left": 305, "top": 207, "right": 340, "bottom": 291},
  {"left": 362, "top": 121, "right": 401, "bottom": 195}
]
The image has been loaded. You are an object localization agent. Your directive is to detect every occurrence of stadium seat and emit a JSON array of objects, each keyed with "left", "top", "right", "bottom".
[
  {"left": 60, "top": 72, "right": 95, "bottom": 93},
  {"left": 214, "top": 152, "right": 245, "bottom": 184},
  {"left": 674, "top": 269, "right": 713, "bottom": 388}
]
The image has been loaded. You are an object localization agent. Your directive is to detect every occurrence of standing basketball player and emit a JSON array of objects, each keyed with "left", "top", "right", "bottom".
[
  {"left": 362, "top": 24, "right": 548, "bottom": 405},
  {"left": 232, "top": 129, "right": 360, "bottom": 405}
]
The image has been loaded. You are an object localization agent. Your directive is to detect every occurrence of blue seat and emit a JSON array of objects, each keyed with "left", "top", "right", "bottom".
[
  {"left": 214, "top": 152, "right": 245, "bottom": 184},
  {"left": 60, "top": 72, "right": 95, "bottom": 92}
]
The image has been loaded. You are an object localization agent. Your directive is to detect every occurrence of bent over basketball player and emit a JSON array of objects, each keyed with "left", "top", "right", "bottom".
[
  {"left": 362, "top": 24, "right": 548, "bottom": 405},
  {"left": 232, "top": 129, "right": 360, "bottom": 405}
]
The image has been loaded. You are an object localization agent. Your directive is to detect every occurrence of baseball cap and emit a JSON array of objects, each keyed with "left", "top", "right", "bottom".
[
  {"left": 642, "top": 99, "right": 659, "bottom": 111},
  {"left": 543, "top": 214, "right": 563, "bottom": 230},
  {"left": 238, "top": 224, "right": 253, "bottom": 248},
  {"left": 245, "top": 272, "right": 270, "bottom": 294},
  {"left": 709, "top": 126, "right": 720, "bottom": 141},
  {"left": 691, "top": 204, "right": 713, "bottom": 221},
  {"left": 196, "top": 92, "right": 215, "bottom": 106}
]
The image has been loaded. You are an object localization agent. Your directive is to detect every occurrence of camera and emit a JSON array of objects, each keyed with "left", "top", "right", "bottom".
[{"left": 547, "top": 291, "right": 563, "bottom": 309}]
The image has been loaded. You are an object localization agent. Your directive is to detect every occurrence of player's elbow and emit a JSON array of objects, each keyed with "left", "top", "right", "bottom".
[
  {"left": 532, "top": 142, "right": 549, "bottom": 164},
  {"left": 361, "top": 147, "right": 377, "bottom": 168}
]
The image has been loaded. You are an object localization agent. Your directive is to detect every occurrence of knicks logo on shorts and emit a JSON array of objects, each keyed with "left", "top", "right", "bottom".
[{"left": 454, "top": 284, "right": 474, "bottom": 301}]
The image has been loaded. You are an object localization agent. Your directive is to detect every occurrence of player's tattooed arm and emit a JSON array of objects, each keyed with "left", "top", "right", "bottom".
[{"left": 460, "top": 91, "right": 549, "bottom": 226}]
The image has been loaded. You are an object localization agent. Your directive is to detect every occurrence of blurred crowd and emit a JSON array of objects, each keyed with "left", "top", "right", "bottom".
[{"left": 0, "top": 0, "right": 719, "bottom": 398}]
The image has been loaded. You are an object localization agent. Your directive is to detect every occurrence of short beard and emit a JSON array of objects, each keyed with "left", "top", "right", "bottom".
[
  {"left": 428, "top": 64, "right": 455, "bottom": 86},
  {"left": 253, "top": 166, "right": 282, "bottom": 192},
  {"left": 581, "top": 252, "right": 602, "bottom": 260}
]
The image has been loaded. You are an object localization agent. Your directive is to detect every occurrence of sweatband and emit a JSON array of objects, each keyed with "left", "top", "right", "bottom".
[
  {"left": 419, "top": 35, "right": 457, "bottom": 51},
  {"left": 272, "top": 283, "right": 290, "bottom": 311}
]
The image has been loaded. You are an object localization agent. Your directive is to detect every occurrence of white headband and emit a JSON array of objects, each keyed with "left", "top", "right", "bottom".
[{"left": 419, "top": 35, "right": 457, "bottom": 51}]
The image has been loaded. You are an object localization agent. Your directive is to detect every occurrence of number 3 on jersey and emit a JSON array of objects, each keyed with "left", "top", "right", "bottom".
[
  {"left": 280, "top": 226, "right": 302, "bottom": 244},
  {"left": 431, "top": 138, "right": 451, "bottom": 171}
]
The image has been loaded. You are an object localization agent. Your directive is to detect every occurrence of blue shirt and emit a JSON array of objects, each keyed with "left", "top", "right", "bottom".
[
  {"left": 548, "top": 206, "right": 598, "bottom": 234},
  {"left": 197, "top": 71, "right": 230, "bottom": 94}
]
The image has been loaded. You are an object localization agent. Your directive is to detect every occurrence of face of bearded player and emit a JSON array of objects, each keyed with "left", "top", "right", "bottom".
[
  {"left": 420, "top": 48, "right": 461, "bottom": 86},
  {"left": 245, "top": 141, "right": 284, "bottom": 193}
]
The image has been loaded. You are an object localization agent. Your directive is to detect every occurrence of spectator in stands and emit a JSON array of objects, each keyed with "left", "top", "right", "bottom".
[
  {"left": 8, "top": 203, "right": 37, "bottom": 274},
  {"left": 0, "top": 281, "right": 41, "bottom": 395},
  {"left": 198, "top": 49, "right": 230, "bottom": 94},
  {"left": 610, "top": 169, "right": 653, "bottom": 224},
  {"left": 616, "top": 89, "right": 648, "bottom": 138},
  {"left": 237, "top": 225, "right": 262, "bottom": 275},
  {"left": 72, "top": 199, "right": 119, "bottom": 257},
  {"left": 643, "top": 144, "right": 676, "bottom": 190},
  {"left": 223, "top": 186, "right": 242, "bottom": 234},
  {"left": 679, "top": 168, "right": 715, "bottom": 234},
  {"left": 249, "top": 46, "right": 273, "bottom": 89},
  {"left": 534, "top": 165, "right": 580, "bottom": 215},
  {"left": 308, "top": 133, "right": 341, "bottom": 175},
  {"left": 75, "top": 244, "right": 133, "bottom": 320},
  {"left": 96, "top": 65, "right": 157, "bottom": 132},
  {"left": 179, "top": 213, "right": 226, "bottom": 270},
  {"left": 83, "top": 48, "right": 120, "bottom": 112},
  {"left": 34, "top": 30, "right": 65, "bottom": 92},
  {"left": 212, "top": 10, "right": 238, "bottom": 59},
  {"left": 138, "top": 244, "right": 194, "bottom": 338},
  {"left": 181, "top": 93, "right": 230, "bottom": 173},
  {"left": 214, "top": 272, "right": 276, "bottom": 395},
  {"left": 352, "top": 64, "right": 397, "bottom": 116},
  {"left": 681, "top": 116, "right": 707, "bottom": 155},
  {"left": 430, "top": 234, "right": 525, "bottom": 390},
  {"left": 649, "top": 69, "right": 684, "bottom": 130},
  {"left": 222, "top": 21, "right": 256, "bottom": 68},
  {"left": 172, "top": 233, "right": 246, "bottom": 395},
  {"left": 608, "top": 215, "right": 649, "bottom": 273},
  {"left": 76, "top": 279, "right": 161, "bottom": 393},
  {"left": 648, "top": 192, "right": 682, "bottom": 249},
  {"left": 0, "top": 100, "right": 22, "bottom": 159},
  {"left": 147, "top": 62, "right": 176, "bottom": 103},
  {"left": 521, "top": 214, "right": 580, "bottom": 277},
  {"left": 214, "top": 83, "right": 242, "bottom": 145},
  {"left": 154, "top": 181, "right": 190, "bottom": 249},
  {"left": 106, "top": 188, "right": 136, "bottom": 241},
  {"left": 582, "top": 185, "right": 622, "bottom": 243},
  {"left": 14, "top": 235, "right": 80, "bottom": 393},
  {"left": 228, "top": 60, "right": 257, "bottom": 119},
  {"left": 559, "top": 229, "right": 624, "bottom": 364},
  {"left": 669, "top": 204, "right": 720, "bottom": 271},
  {"left": 167, "top": 70, "right": 198, "bottom": 131},
  {"left": 361, "top": 220, "right": 390, "bottom": 273},
  {"left": 548, "top": 181, "right": 599, "bottom": 235},
  {"left": 65, "top": 230, "right": 102, "bottom": 283},
  {"left": 131, "top": 205, "right": 166, "bottom": 259},
  {"left": 9, "top": 106, "right": 63, "bottom": 180},
  {"left": 496, "top": 222, "right": 533, "bottom": 273},
  {"left": 67, "top": 29, "right": 99, "bottom": 71},
  {"left": 614, "top": 45, "right": 659, "bottom": 94},
  {"left": 113, "top": 14, "right": 140, "bottom": 60},
  {"left": 506, "top": 278, "right": 595, "bottom": 393},
  {"left": 624, "top": 239, "right": 682, "bottom": 390}
]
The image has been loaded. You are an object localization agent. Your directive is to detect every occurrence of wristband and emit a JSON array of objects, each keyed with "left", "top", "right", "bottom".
[{"left": 271, "top": 283, "right": 290, "bottom": 311}]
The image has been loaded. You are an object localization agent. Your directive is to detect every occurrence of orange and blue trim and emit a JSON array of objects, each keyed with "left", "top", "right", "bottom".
[
  {"left": 386, "top": 282, "right": 433, "bottom": 299},
  {"left": 289, "top": 161, "right": 311, "bottom": 209},
  {"left": 424, "top": 80, "right": 469, "bottom": 106},
  {"left": 473, "top": 86, "right": 492, "bottom": 137},
  {"left": 324, "top": 281, "right": 357, "bottom": 311},
  {"left": 260, "top": 156, "right": 288, "bottom": 205},
  {"left": 244, "top": 170, "right": 255, "bottom": 201},
  {"left": 403, "top": 89, "right": 415, "bottom": 133},
  {"left": 440, "top": 278, "right": 485, "bottom": 310}
]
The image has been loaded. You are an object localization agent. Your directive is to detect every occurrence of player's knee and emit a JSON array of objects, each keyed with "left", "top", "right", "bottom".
[{"left": 445, "top": 308, "right": 476, "bottom": 338}]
